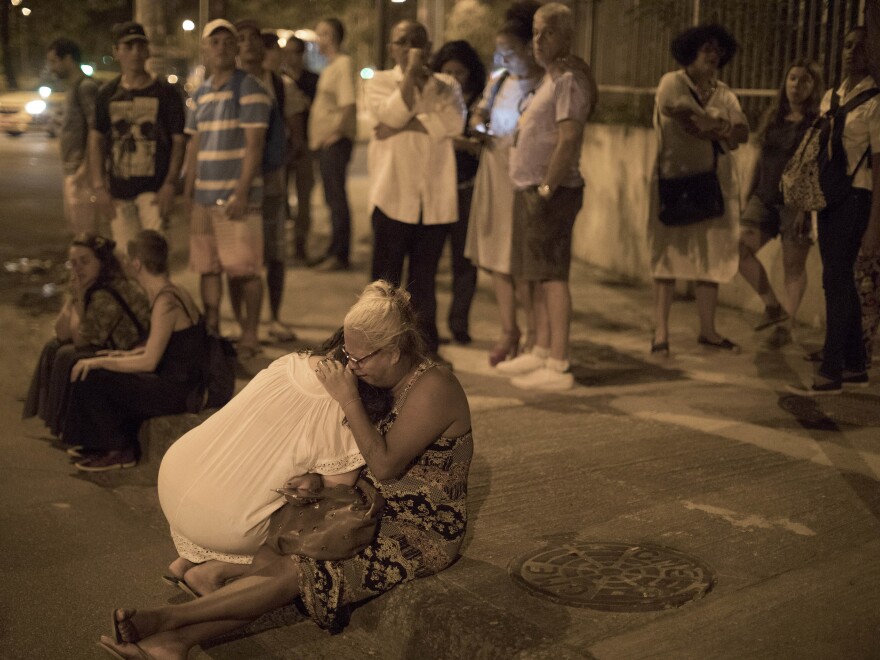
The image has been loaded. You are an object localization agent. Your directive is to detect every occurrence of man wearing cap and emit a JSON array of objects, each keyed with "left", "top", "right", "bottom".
[
  {"left": 230, "top": 19, "right": 306, "bottom": 343},
  {"left": 88, "top": 22, "right": 186, "bottom": 250},
  {"left": 184, "top": 19, "right": 271, "bottom": 358}
]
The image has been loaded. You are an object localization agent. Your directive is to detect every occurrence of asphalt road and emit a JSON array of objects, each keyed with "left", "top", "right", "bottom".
[{"left": 0, "top": 132, "right": 68, "bottom": 254}]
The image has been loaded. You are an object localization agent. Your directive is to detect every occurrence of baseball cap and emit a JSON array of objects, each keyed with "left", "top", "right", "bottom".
[
  {"left": 111, "top": 21, "right": 149, "bottom": 45},
  {"left": 234, "top": 19, "right": 261, "bottom": 34},
  {"left": 202, "top": 19, "right": 238, "bottom": 40}
]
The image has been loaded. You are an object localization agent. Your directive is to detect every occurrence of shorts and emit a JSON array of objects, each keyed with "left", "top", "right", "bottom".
[
  {"left": 510, "top": 186, "right": 583, "bottom": 281},
  {"left": 741, "top": 195, "right": 812, "bottom": 245},
  {"left": 189, "top": 202, "right": 264, "bottom": 278},
  {"left": 110, "top": 192, "right": 165, "bottom": 251},
  {"left": 262, "top": 192, "right": 287, "bottom": 263}
]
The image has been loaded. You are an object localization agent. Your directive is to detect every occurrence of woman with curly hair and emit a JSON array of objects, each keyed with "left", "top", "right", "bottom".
[
  {"left": 738, "top": 59, "right": 823, "bottom": 348},
  {"left": 649, "top": 24, "right": 749, "bottom": 355},
  {"left": 23, "top": 232, "right": 150, "bottom": 438}
]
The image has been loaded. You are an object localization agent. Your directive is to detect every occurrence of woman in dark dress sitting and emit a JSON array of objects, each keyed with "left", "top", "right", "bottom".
[{"left": 64, "top": 230, "right": 205, "bottom": 472}]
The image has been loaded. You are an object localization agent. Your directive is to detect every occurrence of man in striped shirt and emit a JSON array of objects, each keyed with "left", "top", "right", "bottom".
[{"left": 184, "top": 19, "right": 270, "bottom": 358}]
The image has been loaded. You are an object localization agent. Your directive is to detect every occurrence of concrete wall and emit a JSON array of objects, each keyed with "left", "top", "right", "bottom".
[{"left": 572, "top": 124, "right": 826, "bottom": 328}]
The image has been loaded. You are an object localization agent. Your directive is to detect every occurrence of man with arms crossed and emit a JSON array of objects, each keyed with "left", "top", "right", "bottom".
[
  {"left": 365, "top": 20, "right": 465, "bottom": 360},
  {"left": 497, "top": 3, "right": 595, "bottom": 391},
  {"left": 184, "top": 20, "right": 270, "bottom": 358}
]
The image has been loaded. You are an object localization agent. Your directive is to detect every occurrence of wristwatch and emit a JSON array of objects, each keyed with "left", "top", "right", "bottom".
[{"left": 537, "top": 184, "right": 552, "bottom": 199}]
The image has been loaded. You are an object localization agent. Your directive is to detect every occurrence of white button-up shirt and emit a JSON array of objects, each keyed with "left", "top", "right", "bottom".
[
  {"left": 820, "top": 76, "right": 880, "bottom": 191},
  {"left": 365, "top": 66, "right": 466, "bottom": 225}
]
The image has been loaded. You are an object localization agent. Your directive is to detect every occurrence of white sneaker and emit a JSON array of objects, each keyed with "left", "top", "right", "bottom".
[
  {"left": 511, "top": 366, "right": 575, "bottom": 391},
  {"left": 495, "top": 351, "right": 546, "bottom": 375}
]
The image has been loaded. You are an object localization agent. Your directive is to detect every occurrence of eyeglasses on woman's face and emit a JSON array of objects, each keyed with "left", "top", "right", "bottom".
[{"left": 341, "top": 345, "right": 383, "bottom": 369}]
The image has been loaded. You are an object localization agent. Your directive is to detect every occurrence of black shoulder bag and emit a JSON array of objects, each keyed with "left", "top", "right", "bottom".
[{"left": 657, "top": 88, "right": 725, "bottom": 226}]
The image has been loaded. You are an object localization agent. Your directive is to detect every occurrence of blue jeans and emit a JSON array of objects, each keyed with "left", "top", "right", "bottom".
[
  {"left": 319, "top": 138, "right": 353, "bottom": 265},
  {"left": 817, "top": 188, "right": 871, "bottom": 380}
]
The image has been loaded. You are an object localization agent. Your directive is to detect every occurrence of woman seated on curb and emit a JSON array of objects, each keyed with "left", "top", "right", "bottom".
[
  {"left": 63, "top": 230, "right": 205, "bottom": 472},
  {"left": 23, "top": 233, "right": 150, "bottom": 438},
  {"left": 100, "top": 280, "right": 473, "bottom": 658}
]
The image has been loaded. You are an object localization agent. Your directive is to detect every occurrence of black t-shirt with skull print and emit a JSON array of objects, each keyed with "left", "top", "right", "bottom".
[{"left": 93, "top": 76, "right": 185, "bottom": 200}]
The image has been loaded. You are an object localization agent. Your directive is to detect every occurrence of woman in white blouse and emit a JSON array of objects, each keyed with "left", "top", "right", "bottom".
[{"left": 648, "top": 24, "right": 749, "bottom": 356}]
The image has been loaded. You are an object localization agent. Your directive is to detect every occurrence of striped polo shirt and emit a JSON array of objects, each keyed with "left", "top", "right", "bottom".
[{"left": 186, "top": 69, "right": 270, "bottom": 207}]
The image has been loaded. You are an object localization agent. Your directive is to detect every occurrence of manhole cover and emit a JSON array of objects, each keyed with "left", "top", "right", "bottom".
[{"left": 509, "top": 541, "right": 715, "bottom": 612}]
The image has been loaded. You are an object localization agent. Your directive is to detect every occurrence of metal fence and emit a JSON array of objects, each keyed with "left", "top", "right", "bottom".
[{"left": 584, "top": 0, "right": 867, "bottom": 126}]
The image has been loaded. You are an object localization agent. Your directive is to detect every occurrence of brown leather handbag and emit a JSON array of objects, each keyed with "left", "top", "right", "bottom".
[{"left": 265, "top": 478, "right": 385, "bottom": 561}]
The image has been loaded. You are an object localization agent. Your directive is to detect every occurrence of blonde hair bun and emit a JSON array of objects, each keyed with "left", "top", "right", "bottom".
[{"left": 344, "top": 280, "right": 425, "bottom": 356}]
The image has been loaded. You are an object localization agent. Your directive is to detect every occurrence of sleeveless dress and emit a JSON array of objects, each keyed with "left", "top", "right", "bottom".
[
  {"left": 465, "top": 73, "right": 540, "bottom": 274},
  {"left": 158, "top": 353, "right": 365, "bottom": 564},
  {"left": 61, "top": 286, "right": 204, "bottom": 453},
  {"left": 292, "top": 359, "right": 474, "bottom": 633}
]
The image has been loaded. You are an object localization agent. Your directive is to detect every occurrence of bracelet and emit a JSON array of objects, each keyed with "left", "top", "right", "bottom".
[{"left": 341, "top": 397, "right": 360, "bottom": 410}]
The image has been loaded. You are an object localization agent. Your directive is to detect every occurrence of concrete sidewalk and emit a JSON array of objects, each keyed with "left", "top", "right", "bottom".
[
  {"left": 4, "top": 146, "right": 880, "bottom": 659},
  {"left": 161, "top": 233, "right": 880, "bottom": 658}
]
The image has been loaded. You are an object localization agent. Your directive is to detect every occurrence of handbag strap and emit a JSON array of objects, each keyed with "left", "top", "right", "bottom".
[
  {"left": 484, "top": 70, "right": 510, "bottom": 118},
  {"left": 356, "top": 477, "right": 385, "bottom": 518},
  {"left": 686, "top": 87, "right": 722, "bottom": 169},
  {"left": 97, "top": 285, "right": 148, "bottom": 343},
  {"left": 829, "top": 87, "right": 880, "bottom": 177}
]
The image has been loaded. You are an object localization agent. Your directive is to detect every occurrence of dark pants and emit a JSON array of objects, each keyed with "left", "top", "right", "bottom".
[
  {"left": 290, "top": 150, "right": 316, "bottom": 258},
  {"left": 23, "top": 339, "right": 96, "bottom": 436},
  {"left": 448, "top": 183, "right": 477, "bottom": 335},
  {"left": 818, "top": 188, "right": 871, "bottom": 380},
  {"left": 319, "top": 138, "right": 353, "bottom": 265},
  {"left": 63, "top": 370, "right": 194, "bottom": 453},
  {"left": 371, "top": 207, "right": 449, "bottom": 352}
]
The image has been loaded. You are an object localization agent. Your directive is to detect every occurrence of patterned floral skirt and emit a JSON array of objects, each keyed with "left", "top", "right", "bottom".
[{"left": 292, "top": 430, "right": 473, "bottom": 633}]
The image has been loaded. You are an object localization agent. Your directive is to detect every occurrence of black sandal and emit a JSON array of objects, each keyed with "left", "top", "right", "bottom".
[
  {"left": 651, "top": 339, "right": 670, "bottom": 356},
  {"left": 697, "top": 336, "right": 740, "bottom": 352}
]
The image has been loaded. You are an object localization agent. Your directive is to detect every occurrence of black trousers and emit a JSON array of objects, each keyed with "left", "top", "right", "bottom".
[
  {"left": 319, "top": 138, "right": 353, "bottom": 265},
  {"left": 817, "top": 188, "right": 871, "bottom": 380},
  {"left": 371, "top": 207, "right": 449, "bottom": 352},
  {"left": 447, "top": 183, "right": 477, "bottom": 336},
  {"left": 63, "top": 370, "right": 194, "bottom": 453}
]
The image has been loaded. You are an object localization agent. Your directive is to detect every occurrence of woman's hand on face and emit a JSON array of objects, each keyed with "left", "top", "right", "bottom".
[
  {"left": 70, "top": 357, "right": 102, "bottom": 382},
  {"left": 314, "top": 357, "right": 359, "bottom": 403}
]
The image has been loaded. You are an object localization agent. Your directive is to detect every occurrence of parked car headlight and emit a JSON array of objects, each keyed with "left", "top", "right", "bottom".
[{"left": 25, "top": 100, "right": 46, "bottom": 115}]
